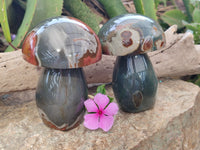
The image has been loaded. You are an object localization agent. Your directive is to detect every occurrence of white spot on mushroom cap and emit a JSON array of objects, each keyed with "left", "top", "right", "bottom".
[
  {"left": 155, "top": 39, "right": 163, "bottom": 50},
  {"left": 56, "top": 48, "right": 61, "bottom": 53},
  {"left": 104, "top": 27, "right": 140, "bottom": 56}
]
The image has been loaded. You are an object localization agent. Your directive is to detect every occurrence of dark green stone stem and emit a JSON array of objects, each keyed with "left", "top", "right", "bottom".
[{"left": 112, "top": 53, "right": 158, "bottom": 113}]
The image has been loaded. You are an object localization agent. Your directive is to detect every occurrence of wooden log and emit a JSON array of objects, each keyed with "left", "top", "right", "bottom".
[
  {"left": 149, "top": 30, "right": 200, "bottom": 78},
  {"left": 0, "top": 51, "right": 41, "bottom": 93},
  {"left": 0, "top": 25, "right": 200, "bottom": 93}
]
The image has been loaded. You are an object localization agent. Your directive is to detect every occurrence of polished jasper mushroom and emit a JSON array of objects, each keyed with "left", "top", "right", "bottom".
[
  {"left": 22, "top": 16, "right": 101, "bottom": 130},
  {"left": 98, "top": 14, "right": 165, "bottom": 113}
]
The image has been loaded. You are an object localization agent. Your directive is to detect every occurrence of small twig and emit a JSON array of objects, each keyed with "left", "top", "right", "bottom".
[
  {"left": 89, "top": 0, "right": 106, "bottom": 14},
  {"left": 8, "top": 42, "right": 18, "bottom": 51}
]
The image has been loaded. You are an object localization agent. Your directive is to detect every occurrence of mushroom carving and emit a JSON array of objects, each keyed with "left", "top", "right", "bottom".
[
  {"left": 22, "top": 16, "right": 101, "bottom": 130},
  {"left": 98, "top": 14, "right": 165, "bottom": 113}
]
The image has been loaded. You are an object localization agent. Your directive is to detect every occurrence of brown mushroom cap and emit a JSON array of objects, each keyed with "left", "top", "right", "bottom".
[
  {"left": 22, "top": 16, "right": 102, "bottom": 69},
  {"left": 98, "top": 14, "right": 166, "bottom": 56}
]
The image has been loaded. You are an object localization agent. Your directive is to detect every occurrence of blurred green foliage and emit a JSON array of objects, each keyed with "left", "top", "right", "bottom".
[
  {"left": 132, "top": 0, "right": 200, "bottom": 44},
  {"left": 160, "top": 0, "right": 200, "bottom": 44}
]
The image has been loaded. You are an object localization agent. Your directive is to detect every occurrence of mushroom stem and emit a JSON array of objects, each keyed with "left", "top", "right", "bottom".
[
  {"left": 112, "top": 53, "right": 158, "bottom": 113},
  {"left": 36, "top": 67, "right": 88, "bottom": 131}
]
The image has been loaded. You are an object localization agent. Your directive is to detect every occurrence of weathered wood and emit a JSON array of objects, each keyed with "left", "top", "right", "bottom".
[
  {"left": 0, "top": 51, "right": 40, "bottom": 93},
  {"left": 0, "top": 80, "right": 200, "bottom": 149},
  {"left": 0, "top": 25, "right": 200, "bottom": 93},
  {"left": 149, "top": 29, "right": 200, "bottom": 78}
]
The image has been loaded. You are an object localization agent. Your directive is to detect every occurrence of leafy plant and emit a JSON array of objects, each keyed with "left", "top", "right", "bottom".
[
  {"left": 183, "top": 0, "right": 193, "bottom": 22},
  {"left": 160, "top": 0, "right": 200, "bottom": 44},
  {"left": 161, "top": 9, "right": 187, "bottom": 28},
  {"left": 159, "top": 0, "right": 200, "bottom": 85},
  {"left": 184, "top": 22, "right": 200, "bottom": 44}
]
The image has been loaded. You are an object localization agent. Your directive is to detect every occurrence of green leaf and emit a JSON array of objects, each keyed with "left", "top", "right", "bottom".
[
  {"left": 108, "top": 96, "right": 114, "bottom": 102},
  {"left": 97, "top": 0, "right": 127, "bottom": 18},
  {"left": 189, "top": 75, "right": 200, "bottom": 87},
  {"left": 5, "top": 0, "right": 12, "bottom": 8},
  {"left": 161, "top": 9, "right": 187, "bottom": 29},
  {"left": 133, "top": 0, "right": 144, "bottom": 15},
  {"left": 193, "top": 8, "right": 200, "bottom": 23},
  {"left": 195, "top": 78, "right": 200, "bottom": 86},
  {"left": 185, "top": 23, "right": 200, "bottom": 31},
  {"left": 133, "top": 0, "right": 157, "bottom": 20},
  {"left": 154, "top": 0, "right": 160, "bottom": 8},
  {"left": 7, "top": 1, "right": 25, "bottom": 34},
  {"left": 185, "top": 23, "right": 200, "bottom": 44},
  {"left": 0, "top": 0, "right": 11, "bottom": 43},
  {"left": 96, "top": 84, "right": 114, "bottom": 102},
  {"left": 96, "top": 84, "right": 106, "bottom": 95},
  {"left": 190, "top": 0, "right": 200, "bottom": 8},
  {"left": 142, "top": 0, "right": 157, "bottom": 21},
  {"left": 183, "top": 0, "right": 193, "bottom": 22},
  {"left": 64, "top": 0, "right": 103, "bottom": 33},
  {"left": 5, "top": 0, "right": 63, "bottom": 52}
]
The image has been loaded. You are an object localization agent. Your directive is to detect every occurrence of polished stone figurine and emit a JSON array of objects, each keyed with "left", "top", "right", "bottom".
[
  {"left": 22, "top": 16, "right": 101, "bottom": 130},
  {"left": 98, "top": 14, "right": 166, "bottom": 113}
]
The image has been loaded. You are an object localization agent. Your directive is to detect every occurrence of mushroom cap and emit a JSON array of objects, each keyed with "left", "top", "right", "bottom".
[
  {"left": 22, "top": 16, "right": 101, "bottom": 69},
  {"left": 98, "top": 14, "right": 166, "bottom": 56}
]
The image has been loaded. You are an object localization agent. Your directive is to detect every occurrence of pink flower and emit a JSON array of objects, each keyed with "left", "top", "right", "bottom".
[{"left": 83, "top": 93, "right": 119, "bottom": 132}]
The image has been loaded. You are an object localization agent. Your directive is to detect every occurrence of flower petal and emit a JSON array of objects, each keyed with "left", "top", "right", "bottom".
[
  {"left": 83, "top": 114, "right": 99, "bottom": 130},
  {"left": 104, "top": 102, "right": 119, "bottom": 116},
  {"left": 84, "top": 99, "right": 98, "bottom": 112},
  {"left": 99, "top": 115, "right": 114, "bottom": 132},
  {"left": 94, "top": 93, "right": 109, "bottom": 110}
]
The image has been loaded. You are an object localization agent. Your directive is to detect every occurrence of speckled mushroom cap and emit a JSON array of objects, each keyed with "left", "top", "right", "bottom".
[
  {"left": 22, "top": 16, "right": 101, "bottom": 69},
  {"left": 98, "top": 14, "right": 166, "bottom": 56}
]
